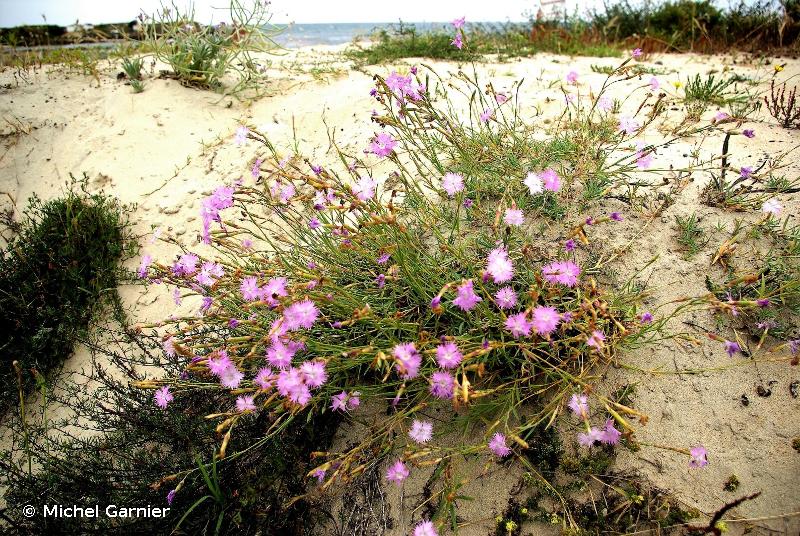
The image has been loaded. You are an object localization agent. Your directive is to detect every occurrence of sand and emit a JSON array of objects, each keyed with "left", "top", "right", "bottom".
[{"left": 1, "top": 43, "right": 799, "bottom": 534}]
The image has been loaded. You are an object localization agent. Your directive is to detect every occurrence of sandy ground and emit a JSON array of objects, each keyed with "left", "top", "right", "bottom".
[{"left": 1, "top": 43, "right": 799, "bottom": 534}]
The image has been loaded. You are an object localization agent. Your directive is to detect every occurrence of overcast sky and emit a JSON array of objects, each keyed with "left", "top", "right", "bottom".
[{"left": 0, "top": 0, "right": 605, "bottom": 27}]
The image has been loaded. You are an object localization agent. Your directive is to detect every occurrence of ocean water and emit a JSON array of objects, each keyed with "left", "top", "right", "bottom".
[{"left": 270, "top": 21, "right": 515, "bottom": 48}]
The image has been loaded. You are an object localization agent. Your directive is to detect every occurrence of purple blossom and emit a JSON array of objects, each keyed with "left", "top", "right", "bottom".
[
  {"left": 309, "top": 217, "right": 321, "bottom": 230},
  {"left": 564, "top": 239, "right": 576, "bottom": 252},
  {"left": 442, "top": 172, "right": 464, "bottom": 197},
  {"left": 649, "top": 76, "right": 659, "bottom": 91},
  {"left": 430, "top": 370, "right": 455, "bottom": 399},
  {"left": 451, "top": 33, "right": 463, "bottom": 49},
  {"left": 353, "top": 176, "right": 378, "bottom": 201},
  {"left": 532, "top": 306, "right": 560, "bottom": 336},
  {"left": 236, "top": 395, "right": 256, "bottom": 412},
  {"left": 566, "top": 70, "right": 578, "bottom": 84},
  {"left": 284, "top": 299, "right": 320, "bottom": 330},
  {"left": 724, "top": 340, "right": 741, "bottom": 357},
  {"left": 300, "top": 360, "right": 327, "bottom": 388},
  {"left": 369, "top": 132, "right": 397, "bottom": 158},
  {"left": 251, "top": 158, "right": 262, "bottom": 179},
  {"left": 436, "top": 342, "right": 463, "bottom": 369},
  {"left": 409, "top": 420, "right": 434, "bottom": 445},
  {"left": 166, "top": 489, "right": 176, "bottom": 505},
  {"left": 488, "top": 432, "right": 511, "bottom": 457},
  {"left": 385, "top": 459, "right": 409, "bottom": 483},
  {"left": 541, "top": 168, "right": 561, "bottom": 192},
  {"left": 331, "top": 391, "right": 348, "bottom": 412},
  {"left": 641, "top": 311, "right": 653, "bottom": 323},
  {"left": 154, "top": 386, "right": 173, "bottom": 408},
  {"left": 740, "top": 166, "right": 753, "bottom": 179},
  {"left": 494, "top": 286, "right": 517, "bottom": 309},
  {"left": 173, "top": 253, "right": 199, "bottom": 276},
  {"left": 376, "top": 273, "right": 386, "bottom": 288},
  {"left": 219, "top": 363, "right": 244, "bottom": 389},
  {"left": 138, "top": 254, "right": 152, "bottom": 278},
  {"left": 505, "top": 312, "right": 532, "bottom": 339},
  {"left": 451, "top": 16, "right": 465, "bottom": 29},
  {"left": 504, "top": 208, "right": 524, "bottom": 226},
  {"left": 632, "top": 47, "right": 643, "bottom": 58},
  {"left": 600, "top": 418, "right": 621, "bottom": 445},
  {"left": 377, "top": 253, "right": 391, "bottom": 264},
  {"left": 567, "top": 393, "right": 589, "bottom": 419},
  {"left": 618, "top": 116, "right": 639, "bottom": 136},
  {"left": 486, "top": 247, "right": 514, "bottom": 284},
  {"left": 480, "top": 108, "right": 493, "bottom": 122},
  {"left": 254, "top": 367, "right": 274, "bottom": 390},
  {"left": 610, "top": 211, "right": 623, "bottom": 221},
  {"left": 689, "top": 445, "right": 708, "bottom": 468},
  {"left": 393, "top": 342, "right": 422, "bottom": 379},
  {"left": 743, "top": 129, "right": 755, "bottom": 138},
  {"left": 762, "top": 199, "right": 782, "bottom": 216},
  {"left": 452, "top": 279, "right": 482, "bottom": 311},
  {"left": 541, "top": 260, "right": 581, "bottom": 287},
  {"left": 240, "top": 276, "right": 261, "bottom": 301},
  {"left": 261, "top": 277, "right": 288, "bottom": 306},
  {"left": 577, "top": 426, "right": 605, "bottom": 448},
  {"left": 266, "top": 339, "right": 300, "bottom": 369}
]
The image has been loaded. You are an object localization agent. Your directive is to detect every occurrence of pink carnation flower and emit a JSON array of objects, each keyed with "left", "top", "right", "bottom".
[
  {"left": 393, "top": 342, "right": 422, "bottom": 379},
  {"left": 369, "top": 132, "right": 397, "bottom": 157},
  {"left": 154, "top": 386, "right": 173, "bottom": 408},
  {"left": 436, "top": 342, "right": 463, "bottom": 369},
  {"left": 503, "top": 208, "right": 524, "bottom": 226},
  {"left": 488, "top": 432, "right": 511, "bottom": 457},
  {"left": 541, "top": 168, "right": 561, "bottom": 192},
  {"left": 567, "top": 393, "right": 589, "bottom": 419},
  {"left": 494, "top": 286, "right": 517, "bottom": 309},
  {"left": 409, "top": 419, "right": 433, "bottom": 443},
  {"left": 452, "top": 279, "right": 482, "bottom": 311},
  {"left": 505, "top": 312, "right": 532, "bottom": 338},
  {"left": 689, "top": 445, "right": 708, "bottom": 468},
  {"left": 236, "top": 395, "right": 256, "bottom": 412},
  {"left": 430, "top": 370, "right": 455, "bottom": 399},
  {"left": 284, "top": 299, "right": 319, "bottom": 330},
  {"left": 486, "top": 247, "right": 514, "bottom": 284},
  {"left": 587, "top": 330, "right": 606, "bottom": 350},
  {"left": 541, "top": 260, "right": 580, "bottom": 287},
  {"left": 414, "top": 520, "right": 439, "bottom": 536},
  {"left": 532, "top": 306, "right": 560, "bottom": 336},
  {"left": 442, "top": 172, "right": 464, "bottom": 196},
  {"left": 385, "top": 459, "right": 410, "bottom": 483}
]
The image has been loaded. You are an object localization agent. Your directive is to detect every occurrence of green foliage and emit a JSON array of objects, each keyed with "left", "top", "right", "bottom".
[
  {"left": 0, "top": 178, "right": 132, "bottom": 412},
  {"left": 120, "top": 56, "right": 144, "bottom": 80},
  {"left": 674, "top": 213, "right": 707, "bottom": 257},
  {"left": 141, "top": 0, "right": 281, "bottom": 94},
  {"left": 683, "top": 74, "right": 747, "bottom": 105}
]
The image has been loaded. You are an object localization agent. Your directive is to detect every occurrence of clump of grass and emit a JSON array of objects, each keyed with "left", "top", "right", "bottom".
[
  {"left": 120, "top": 56, "right": 144, "bottom": 80},
  {"left": 683, "top": 74, "right": 747, "bottom": 106},
  {"left": 675, "top": 213, "right": 707, "bottom": 257},
  {"left": 0, "top": 177, "right": 133, "bottom": 412},
  {"left": 141, "top": 0, "right": 280, "bottom": 94},
  {"left": 347, "top": 23, "right": 478, "bottom": 64}
]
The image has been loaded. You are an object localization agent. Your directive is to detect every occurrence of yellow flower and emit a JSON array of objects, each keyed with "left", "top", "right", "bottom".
[
  {"left": 520, "top": 507, "right": 528, "bottom": 515},
  {"left": 505, "top": 520, "right": 517, "bottom": 532},
  {"left": 673, "top": 81, "right": 683, "bottom": 89},
  {"left": 774, "top": 64, "right": 784, "bottom": 72},
  {"left": 495, "top": 515, "right": 503, "bottom": 524}
]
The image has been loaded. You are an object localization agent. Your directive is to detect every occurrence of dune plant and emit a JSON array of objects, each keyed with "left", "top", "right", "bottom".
[
  {"left": 141, "top": 0, "right": 281, "bottom": 94},
  {"left": 764, "top": 79, "right": 800, "bottom": 129},
  {"left": 0, "top": 177, "right": 133, "bottom": 413}
]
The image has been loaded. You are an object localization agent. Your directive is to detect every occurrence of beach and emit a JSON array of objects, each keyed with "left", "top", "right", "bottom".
[{"left": 1, "top": 40, "right": 799, "bottom": 535}]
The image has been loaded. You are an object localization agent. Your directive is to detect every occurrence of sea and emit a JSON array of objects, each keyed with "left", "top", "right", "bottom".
[{"left": 270, "top": 21, "right": 522, "bottom": 48}]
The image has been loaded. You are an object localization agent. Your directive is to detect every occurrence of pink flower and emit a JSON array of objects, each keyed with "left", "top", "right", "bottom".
[
  {"left": 577, "top": 427, "right": 605, "bottom": 447},
  {"left": 288, "top": 383, "right": 312, "bottom": 405},
  {"left": 649, "top": 76, "right": 659, "bottom": 91},
  {"left": 541, "top": 260, "right": 580, "bottom": 287},
  {"left": 494, "top": 286, "right": 517, "bottom": 309},
  {"left": 480, "top": 108, "right": 493, "bottom": 122},
  {"left": 600, "top": 418, "right": 621, "bottom": 445},
  {"left": 714, "top": 111, "right": 730, "bottom": 122},
  {"left": 386, "top": 459, "right": 410, "bottom": 483},
  {"left": 486, "top": 247, "right": 514, "bottom": 283},
  {"left": 689, "top": 445, "right": 708, "bottom": 468},
  {"left": 385, "top": 71, "right": 424, "bottom": 102},
  {"left": 724, "top": 340, "right": 740, "bottom": 357},
  {"left": 430, "top": 370, "right": 455, "bottom": 399},
  {"left": 154, "top": 386, "right": 173, "bottom": 408},
  {"left": 743, "top": 128, "right": 755, "bottom": 138},
  {"left": 587, "top": 330, "right": 605, "bottom": 350},
  {"left": 451, "top": 16, "right": 465, "bottom": 29},
  {"left": 233, "top": 125, "right": 249, "bottom": 145},
  {"left": 261, "top": 277, "right": 288, "bottom": 306},
  {"left": 394, "top": 342, "right": 422, "bottom": 379},
  {"left": 564, "top": 239, "right": 576, "bottom": 252},
  {"left": 369, "top": 132, "right": 397, "bottom": 158},
  {"left": 451, "top": 33, "right": 463, "bottom": 49},
  {"left": 300, "top": 360, "right": 327, "bottom": 388},
  {"left": 532, "top": 306, "right": 560, "bottom": 336},
  {"left": 173, "top": 253, "right": 199, "bottom": 276},
  {"left": 348, "top": 391, "right": 360, "bottom": 409},
  {"left": 762, "top": 198, "right": 782, "bottom": 216},
  {"left": 219, "top": 364, "right": 244, "bottom": 389},
  {"left": 566, "top": 70, "right": 578, "bottom": 84},
  {"left": 414, "top": 520, "right": 439, "bottom": 536},
  {"left": 236, "top": 395, "right": 256, "bottom": 412},
  {"left": 505, "top": 312, "right": 532, "bottom": 339},
  {"left": 163, "top": 336, "right": 176, "bottom": 357},
  {"left": 488, "top": 432, "right": 511, "bottom": 457},
  {"left": 207, "top": 350, "right": 233, "bottom": 376},
  {"left": 442, "top": 172, "right": 464, "bottom": 197},
  {"left": 330, "top": 391, "right": 348, "bottom": 411},
  {"left": 618, "top": 116, "right": 639, "bottom": 136},
  {"left": 353, "top": 176, "right": 378, "bottom": 201},
  {"left": 503, "top": 208, "right": 524, "bottom": 226},
  {"left": 632, "top": 47, "right": 643, "bottom": 58},
  {"left": 740, "top": 166, "right": 753, "bottom": 179},
  {"left": 452, "top": 279, "right": 482, "bottom": 311},
  {"left": 254, "top": 367, "right": 274, "bottom": 390},
  {"left": 284, "top": 299, "right": 319, "bottom": 330},
  {"left": 266, "top": 340, "right": 297, "bottom": 368},
  {"left": 240, "top": 276, "right": 261, "bottom": 301},
  {"left": 436, "top": 342, "right": 463, "bottom": 369},
  {"left": 138, "top": 254, "right": 152, "bottom": 278},
  {"left": 597, "top": 96, "right": 612, "bottom": 112},
  {"left": 409, "top": 419, "right": 433, "bottom": 443},
  {"left": 568, "top": 393, "right": 589, "bottom": 419},
  {"left": 541, "top": 168, "right": 561, "bottom": 191}
]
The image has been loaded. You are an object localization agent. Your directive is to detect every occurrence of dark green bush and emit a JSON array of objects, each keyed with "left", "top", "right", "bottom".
[{"left": 0, "top": 180, "right": 132, "bottom": 413}]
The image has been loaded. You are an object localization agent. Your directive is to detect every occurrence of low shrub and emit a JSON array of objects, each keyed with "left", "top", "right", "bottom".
[{"left": 0, "top": 179, "right": 132, "bottom": 413}]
